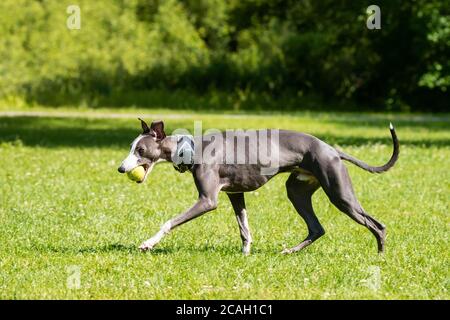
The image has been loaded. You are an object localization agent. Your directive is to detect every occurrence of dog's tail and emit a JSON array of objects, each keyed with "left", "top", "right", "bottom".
[{"left": 337, "top": 123, "right": 399, "bottom": 174}]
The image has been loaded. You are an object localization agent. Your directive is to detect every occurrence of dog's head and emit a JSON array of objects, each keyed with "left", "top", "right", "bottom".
[{"left": 117, "top": 119, "right": 166, "bottom": 183}]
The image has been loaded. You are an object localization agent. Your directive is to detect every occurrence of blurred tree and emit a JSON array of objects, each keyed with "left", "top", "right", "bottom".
[{"left": 0, "top": 0, "right": 447, "bottom": 111}]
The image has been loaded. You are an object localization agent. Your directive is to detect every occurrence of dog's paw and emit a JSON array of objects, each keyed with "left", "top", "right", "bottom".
[
  {"left": 281, "top": 248, "right": 293, "bottom": 255},
  {"left": 139, "top": 240, "right": 157, "bottom": 251}
]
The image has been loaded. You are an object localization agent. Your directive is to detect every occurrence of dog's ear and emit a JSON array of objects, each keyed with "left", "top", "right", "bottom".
[
  {"left": 150, "top": 120, "right": 166, "bottom": 140},
  {"left": 138, "top": 118, "right": 150, "bottom": 134}
]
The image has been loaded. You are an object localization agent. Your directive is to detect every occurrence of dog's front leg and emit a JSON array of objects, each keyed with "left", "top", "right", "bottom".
[
  {"left": 139, "top": 196, "right": 218, "bottom": 251},
  {"left": 227, "top": 193, "right": 252, "bottom": 255}
]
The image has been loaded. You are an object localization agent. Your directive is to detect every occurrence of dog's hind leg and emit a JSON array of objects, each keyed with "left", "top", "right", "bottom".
[
  {"left": 282, "top": 173, "right": 324, "bottom": 254},
  {"left": 315, "top": 160, "right": 386, "bottom": 253},
  {"left": 227, "top": 193, "right": 252, "bottom": 255}
]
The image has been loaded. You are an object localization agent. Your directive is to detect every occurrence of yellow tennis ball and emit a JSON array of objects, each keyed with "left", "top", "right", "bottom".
[{"left": 127, "top": 166, "right": 146, "bottom": 182}]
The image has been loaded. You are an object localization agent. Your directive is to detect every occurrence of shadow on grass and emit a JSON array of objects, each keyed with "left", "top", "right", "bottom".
[
  {"left": 321, "top": 116, "right": 450, "bottom": 132},
  {"left": 0, "top": 116, "right": 449, "bottom": 148},
  {"left": 149, "top": 244, "right": 269, "bottom": 255},
  {"left": 37, "top": 243, "right": 271, "bottom": 255},
  {"left": 40, "top": 243, "right": 139, "bottom": 254}
]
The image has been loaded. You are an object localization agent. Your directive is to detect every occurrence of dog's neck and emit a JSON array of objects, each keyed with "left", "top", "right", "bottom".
[{"left": 159, "top": 136, "right": 178, "bottom": 162}]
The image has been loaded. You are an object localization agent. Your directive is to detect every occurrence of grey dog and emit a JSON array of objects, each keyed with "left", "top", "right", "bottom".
[{"left": 118, "top": 119, "right": 399, "bottom": 255}]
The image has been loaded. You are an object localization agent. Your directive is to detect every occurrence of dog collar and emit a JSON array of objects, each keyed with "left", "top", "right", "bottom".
[{"left": 172, "top": 135, "right": 195, "bottom": 173}]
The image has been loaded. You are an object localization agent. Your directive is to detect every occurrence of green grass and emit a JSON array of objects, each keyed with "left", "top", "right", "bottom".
[{"left": 0, "top": 110, "right": 449, "bottom": 299}]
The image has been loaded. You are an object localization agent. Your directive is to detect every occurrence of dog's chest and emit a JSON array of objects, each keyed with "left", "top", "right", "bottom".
[{"left": 219, "top": 165, "right": 273, "bottom": 192}]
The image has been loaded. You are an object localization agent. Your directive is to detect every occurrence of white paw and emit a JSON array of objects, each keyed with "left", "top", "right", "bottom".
[
  {"left": 242, "top": 245, "right": 251, "bottom": 256},
  {"left": 139, "top": 239, "right": 158, "bottom": 251}
]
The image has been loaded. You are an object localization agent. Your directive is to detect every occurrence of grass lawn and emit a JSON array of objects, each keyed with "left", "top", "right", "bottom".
[{"left": 0, "top": 110, "right": 448, "bottom": 299}]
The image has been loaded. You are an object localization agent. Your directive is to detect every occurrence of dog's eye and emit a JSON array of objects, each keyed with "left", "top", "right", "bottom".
[{"left": 137, "top": 148, "right": 145, "bottom": 156}]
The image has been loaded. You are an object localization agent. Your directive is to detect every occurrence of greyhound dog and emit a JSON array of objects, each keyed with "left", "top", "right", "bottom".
[{"left": 118, "top": 119, "right": 399, "bottom": 255}]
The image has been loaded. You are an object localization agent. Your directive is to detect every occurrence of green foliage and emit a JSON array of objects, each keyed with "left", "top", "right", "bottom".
[
  {"left": 418, "top": 3, "right": 450, "bottom": 91},
  {"left": 0, "top": 0, "right": 448, "bottom": 111}
]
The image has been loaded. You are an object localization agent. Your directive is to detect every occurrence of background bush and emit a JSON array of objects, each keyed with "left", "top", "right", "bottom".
[{"left": 0, "top": 0, "right": 448, "bottom": 111}]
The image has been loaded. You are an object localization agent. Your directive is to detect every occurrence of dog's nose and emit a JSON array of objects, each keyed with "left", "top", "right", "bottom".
[{"left": 118, "top": 166, "right": 125, "bottom": 173}]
